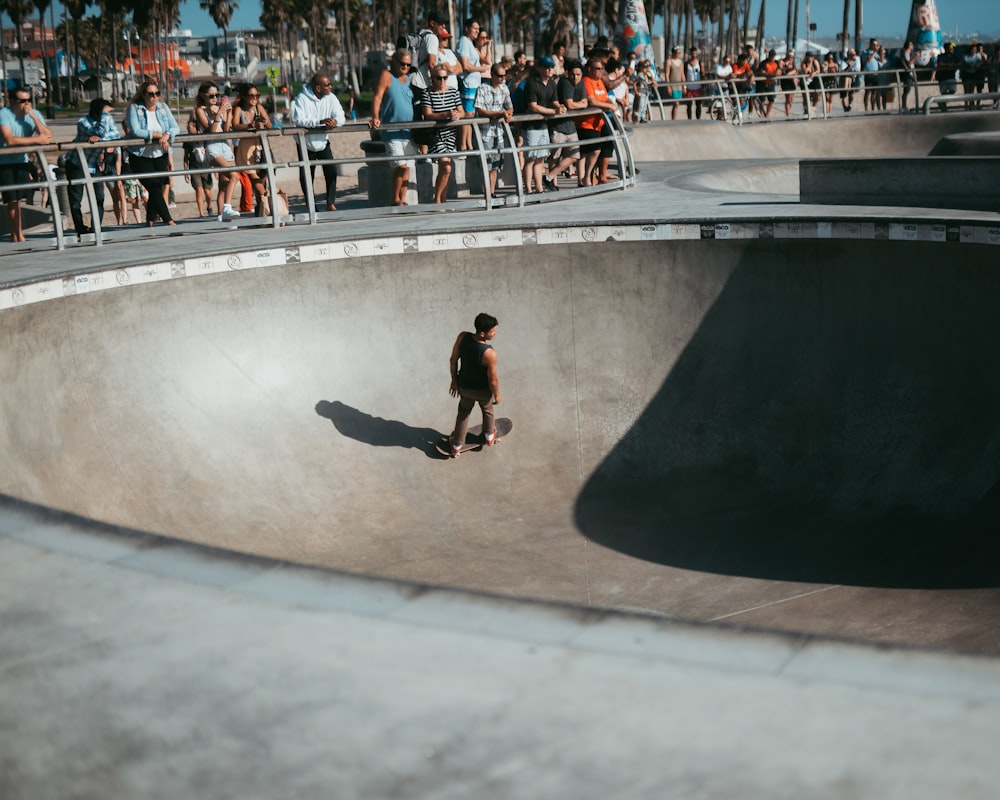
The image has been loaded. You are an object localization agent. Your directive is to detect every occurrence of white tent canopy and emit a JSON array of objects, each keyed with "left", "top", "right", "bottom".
[{"left": 769, "top": 38, "right": 832, "bottom": 58}]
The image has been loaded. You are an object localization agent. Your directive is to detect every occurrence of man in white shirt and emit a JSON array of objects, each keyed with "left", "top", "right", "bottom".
[{"left": 291, "top": 72, "right": 346, "bottom": 212}]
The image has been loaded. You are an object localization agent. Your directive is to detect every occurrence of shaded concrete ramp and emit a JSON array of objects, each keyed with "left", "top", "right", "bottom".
[{"left": 576, "top": 239, "right": 1000, "bottom": 589}]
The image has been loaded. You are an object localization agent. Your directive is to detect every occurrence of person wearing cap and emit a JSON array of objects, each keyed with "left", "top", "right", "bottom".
[
  {"left": 522, "top": 55, "right": 565, "bottom": 194},
  {"left": 413, "top": 11, "right": 450, "bottom": 91},
  {"left": 435, "top": 27, "right": 464, "bottom": 92},
  {"left": 666, "top": 46, "right": 685, "bottom": 119}
]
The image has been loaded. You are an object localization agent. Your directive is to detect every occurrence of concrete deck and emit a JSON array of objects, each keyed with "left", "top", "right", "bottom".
[{"left": 2, "top": 111, "right": 1000, "bottom": 798}]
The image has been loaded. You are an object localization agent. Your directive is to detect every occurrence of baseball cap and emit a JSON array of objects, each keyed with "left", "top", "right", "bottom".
[
  {"left": 538, "top": 55, "right": 556, "bottom": 68},
  {"left": 438, "top": 27, "right": 451, "bottom": 38}
]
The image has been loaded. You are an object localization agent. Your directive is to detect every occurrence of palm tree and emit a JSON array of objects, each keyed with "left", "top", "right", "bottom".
[
  {"left": 1, "top": 0, "right": 32, "bottom": 90},
  {"left": 201, "top": 0, "right": 239, "bottom": 80},
  {"left": 841, "top": 0, "right": 850, "bottom": 56},
  {"left": 854, "top": 0, "right": 862, "bottom": 52},
  {"left": 64, "top": 0, "right": 89, "bottom": 104},
  {"left": 32, "top": 0, "right": 56, "bottom": 111}
]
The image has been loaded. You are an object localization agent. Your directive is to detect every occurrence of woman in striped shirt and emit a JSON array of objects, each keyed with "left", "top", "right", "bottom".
[{"left": 420, "top": 67, "right": 463, "bottom": 203}]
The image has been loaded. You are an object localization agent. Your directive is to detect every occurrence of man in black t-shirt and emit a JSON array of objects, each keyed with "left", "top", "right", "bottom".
[
  {"left": 522, "top": 55, "right": 566, "bottom": 194},
  {"left": 447, "top": 313, "right": 501, "bottom": 457},
  {"left": 544, "top": 60, "right": 587, "bottom": 189}
]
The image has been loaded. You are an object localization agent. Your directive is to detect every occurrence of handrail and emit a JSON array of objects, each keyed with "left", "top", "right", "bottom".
[
  {"left": 648, "top": 67, "right": 962, "bottom": 122},
  {"left": 921, "top": 90, "right": 1000, "bottom": 115},
  {"left": 1, "top": 109, "right": 635, "bottom": 253}
]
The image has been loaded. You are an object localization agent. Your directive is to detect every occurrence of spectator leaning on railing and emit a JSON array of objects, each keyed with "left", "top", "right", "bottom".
[
  {"left": 0, "top": 87, "right": 53, "bottom": 243},
  {"left": 125, "top": 80, "right": 179, "bottom": 227},
  {"left": 369, "top": 48, "right": 417, "bottom": 207},
  {"left": 291, "top": 72, "right": 346, "bottom": 212},
  {"left": 65, "top": 97, "right": 122, "bottom": 236}
]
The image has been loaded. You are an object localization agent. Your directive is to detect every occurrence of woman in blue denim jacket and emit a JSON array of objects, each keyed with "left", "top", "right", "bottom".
[
  {"left": 125, "top": 81, "right": 180, "bottom": 226},
  {"left": 66, "top": 97, "right": 122, "bottom": 235}
]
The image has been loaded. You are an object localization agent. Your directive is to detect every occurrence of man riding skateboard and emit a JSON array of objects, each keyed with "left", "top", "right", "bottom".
[{"left": 447, "top": 312, "right": 501, "bottom": 457}]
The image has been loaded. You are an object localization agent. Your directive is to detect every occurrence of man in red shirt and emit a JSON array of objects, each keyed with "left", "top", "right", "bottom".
[{"left": 578, "top": 58, "right": 617, "bottom": 185}]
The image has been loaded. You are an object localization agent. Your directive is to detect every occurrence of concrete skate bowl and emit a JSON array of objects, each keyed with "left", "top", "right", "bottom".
[{"left": 1, "top": 232, "right": 998, "bottom": 619}]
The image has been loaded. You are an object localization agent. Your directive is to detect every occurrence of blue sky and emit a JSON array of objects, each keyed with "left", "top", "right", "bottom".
[
  {"left": 177, "top": 0, "right": 994, "bottom": 41},
  {"left": 11, "top": 0, "right": 986, "bottom": 42}
]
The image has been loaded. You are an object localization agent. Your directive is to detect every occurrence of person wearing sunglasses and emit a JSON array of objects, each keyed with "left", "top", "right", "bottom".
[
  {"left": 370, "top": 48, "right": 417, "bottom": 206},
  {"left": 0, "top": 89, "right": 53, "bottom": 242},
  {"left": 291, "top": 72, "right": 346, "bottom": 213},
  {"left": 193, "top": 81, "right": 242, "bottom": 221},
  {"left": 419, "top": 68, "right": 462, "bottom": 203},
  {"left": 232, "top": 83, "right": 275, "bottom": 216},
  {"left": 125, "top": 81, "right": 180, "bottom": 227}
]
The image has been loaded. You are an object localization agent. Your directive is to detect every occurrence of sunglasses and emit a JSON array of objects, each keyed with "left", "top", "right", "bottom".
[
  {"left": 146, "top": 90, "right": 160, "bottom": 96},
  {"left": 14, "top": 97, "right": 30, "bottom": 103},
  {"left": 398, "top": 63, "right": 411, "bottom": 69},
  {"left": 432, "top": 75, "right": 448, "bottom": 81},
  {"left": 494, "top": 71, "right": 506, "bottom": 77},
  {"left": 206, "top": 92, "right": 219, "bottom": 97},
  {"left": 247, "top": 93, "right": 259, "bottom": 97}
]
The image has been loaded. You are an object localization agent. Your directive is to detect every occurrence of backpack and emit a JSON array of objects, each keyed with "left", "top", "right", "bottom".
[{"left": 396, "top": 30, "right": 432, "bottom": 64}]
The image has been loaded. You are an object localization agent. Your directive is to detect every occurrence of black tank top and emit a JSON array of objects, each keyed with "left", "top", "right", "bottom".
[{"left": 457, "top": 332, "right": 492, "bottom": 390}]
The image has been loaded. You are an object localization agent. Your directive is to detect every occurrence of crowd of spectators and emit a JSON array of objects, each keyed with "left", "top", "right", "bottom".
[{"left": 659, "top": 38, "right": 999, "bottom": 119}]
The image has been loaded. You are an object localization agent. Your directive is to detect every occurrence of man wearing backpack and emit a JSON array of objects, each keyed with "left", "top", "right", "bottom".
[{"left": 411, "top": 11, "right": 451, "bottom": 91}]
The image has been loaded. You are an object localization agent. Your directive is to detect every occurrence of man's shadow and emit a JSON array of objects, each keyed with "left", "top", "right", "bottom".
[{"left": 315, "top": 400, "right": 444, "bottom": 458}]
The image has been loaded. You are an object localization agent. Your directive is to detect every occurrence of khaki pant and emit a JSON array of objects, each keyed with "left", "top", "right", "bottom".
[{"left": 451, "top": 387, "right": 494, "bottom": 447}]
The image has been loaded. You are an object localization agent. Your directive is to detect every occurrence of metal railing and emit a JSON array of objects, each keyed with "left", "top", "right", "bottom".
[
  {"left": 0, "top": 108, "right": 635, "bottom": 253},
  {"left": 646, "top": 67, "right": 998, "bottom": 123}
]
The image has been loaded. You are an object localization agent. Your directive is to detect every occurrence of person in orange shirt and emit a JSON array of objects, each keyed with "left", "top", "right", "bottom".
[{"left": 578, "top": 58, "right": 617, "bottom": 185}]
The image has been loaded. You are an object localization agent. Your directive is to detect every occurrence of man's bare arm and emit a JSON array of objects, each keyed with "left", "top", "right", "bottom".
[
  {"left": 448, "top": 333, "right": 463, "bottom": 397},
  {"left": 483, "top": 348, "right": 501, "bottom": 404}
]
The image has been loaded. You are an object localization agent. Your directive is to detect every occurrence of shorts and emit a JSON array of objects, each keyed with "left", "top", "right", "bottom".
[
  {"left": 523, "top": 127, "right": 550, "bottom": 161},
  {"left": 461, "top": 87, "right": 478, "bottom": 114},
  {"left": 0, "top": 162, "right": 32, "bottom": 203},
  {"left": 190, "top": 170, "right": 213, "bottom": 190},
  {"left": 670, "top": 89, "right": 683, "bottom": 101},
  {"left": 550, "top": 129, "right": 580, "bottom": 160},
  {"left": 207, "top": 141, "right": 235, "bottom": 163},
  {"left": 578, "top": 126, "right": 612, "bottom": 158},
  {"left": 383, "top": 136, "right": 417, "bottom": 169}
]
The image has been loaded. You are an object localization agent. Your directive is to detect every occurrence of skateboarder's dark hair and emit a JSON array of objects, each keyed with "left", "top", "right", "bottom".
[{"left": 474, "top": 313, "right": 498, "bottom": 332}]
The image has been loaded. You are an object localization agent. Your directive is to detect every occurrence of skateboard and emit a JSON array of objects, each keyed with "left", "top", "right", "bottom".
[{"left": 435, "top": 417, "right": 513, "bottom": 458}]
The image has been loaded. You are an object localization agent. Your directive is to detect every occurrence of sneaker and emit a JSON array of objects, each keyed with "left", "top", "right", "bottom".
[
  {"left": 222, "top": 205, "right": 240, "bottom": 221},
  {"left": 484, "top": 431, "right": 497, "bottom": 446},
  {"left": 542, "top": 174, "right": 557, "bottom": 192}
]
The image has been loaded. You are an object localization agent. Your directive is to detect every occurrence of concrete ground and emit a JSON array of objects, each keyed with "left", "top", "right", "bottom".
[{"left": 2, "top": 110, "right": 1000, "bottom": 798}]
